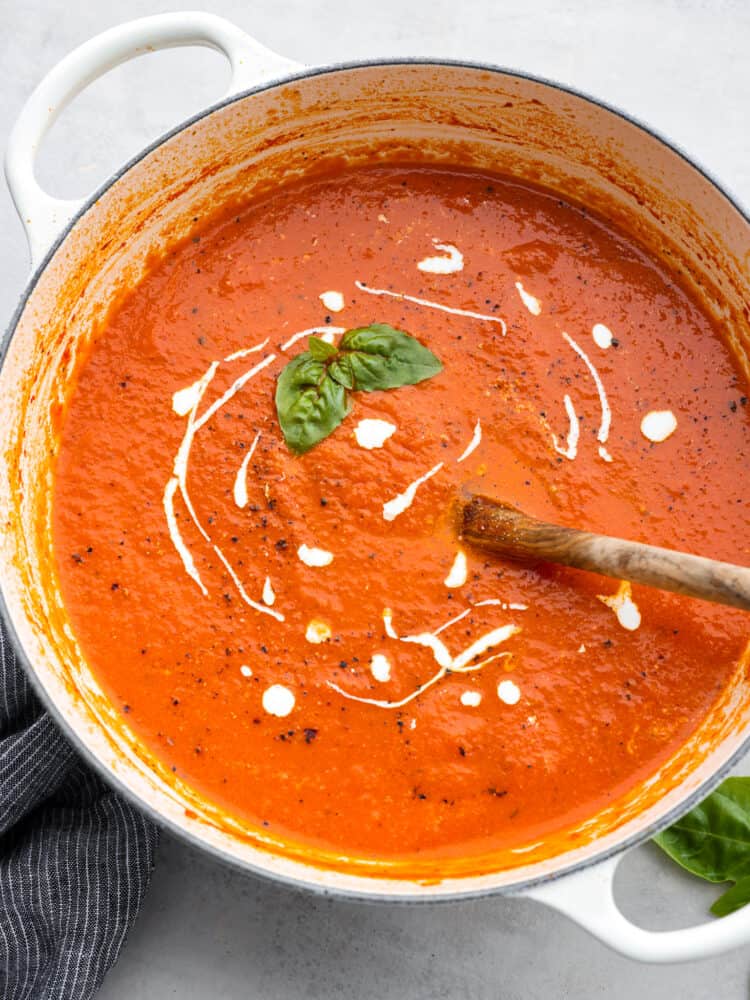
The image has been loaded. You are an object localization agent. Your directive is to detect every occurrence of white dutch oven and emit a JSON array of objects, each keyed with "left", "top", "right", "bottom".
[{"left": 3, "top": 12, "right": 750, "bottom": 963}]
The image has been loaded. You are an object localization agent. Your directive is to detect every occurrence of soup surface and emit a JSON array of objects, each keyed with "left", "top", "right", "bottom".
[{"left": 53, "top": 165, "right": 750, "bottom": 868}]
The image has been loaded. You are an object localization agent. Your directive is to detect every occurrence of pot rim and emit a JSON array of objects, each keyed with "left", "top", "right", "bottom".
[{"left": 2, "top": 55, "right": 749, "bottom": 903}]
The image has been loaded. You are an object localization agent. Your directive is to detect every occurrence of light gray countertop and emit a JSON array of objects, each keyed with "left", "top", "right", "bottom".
[{"left": 2, "top": 1, "right": 749, "bottom": 996}]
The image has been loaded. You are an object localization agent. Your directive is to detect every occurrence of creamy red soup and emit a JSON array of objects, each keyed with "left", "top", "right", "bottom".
[{"left": 53, "top": 165, "right": 750, "bottom": 869}]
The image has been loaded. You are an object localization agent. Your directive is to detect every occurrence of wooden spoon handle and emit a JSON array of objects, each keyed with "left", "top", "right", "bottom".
[{"left": 459, "top": 494, "right": 750, "bottom": 611}]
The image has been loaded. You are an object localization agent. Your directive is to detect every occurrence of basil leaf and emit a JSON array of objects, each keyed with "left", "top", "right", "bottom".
[
  {"left": 711, "top": 876, "right": 750, "bottom": 917},
  {"left": 327, "top": 355, "right": 354, "bottom": 390},
  {"left": 653, "top": 777, "right": 750, "bottom": 917},
  {"left": 653, "top": 778, "right": 750, "bottom": 883},
  {"left": 274, "top": 352, "right": 348, "bottom": 454},
  {"left": 339, "top": 324, "right": 443, "bottom": 391},
  {"left": 308, "top": 336, "right": 338, "bottom": 361},
  {"left": 274, "top": 323, "right": 442, "bottom": 455}
]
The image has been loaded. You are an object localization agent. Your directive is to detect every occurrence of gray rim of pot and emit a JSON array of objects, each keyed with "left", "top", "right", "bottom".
[{"left": 2, "top": 57, "right": 749, "bottom": 904}]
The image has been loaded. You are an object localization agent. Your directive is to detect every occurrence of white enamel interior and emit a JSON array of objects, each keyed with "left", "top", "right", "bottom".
[{"left": 1, "top": 61, "right": 749, "bottom": 901}]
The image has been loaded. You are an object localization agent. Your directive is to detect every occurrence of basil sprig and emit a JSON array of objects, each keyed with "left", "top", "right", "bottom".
[
  {"left": 275, "top": 324, "right": 442, "bottom": 454},
  {"left": 653, "top": 777, "right": 750, "bottom": 916}
]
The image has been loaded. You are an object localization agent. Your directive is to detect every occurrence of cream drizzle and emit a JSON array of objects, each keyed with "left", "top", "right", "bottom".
[
  {"left": 417, "top": 240, "right": 464, "bottom": 274},
  {"left": 453, "top": 625, "right": 518, "bottom": 669},
  {"left": 193, "top": 354, "right": 276, "bottom": 436},
  {"left": 213, "top": 543, "right": 284, "bottom": 621},
  {"left": 262, "top": 576, "right": 276, "bottom": 606},
  {"left": 562, "top": 331, "right": 612, "bottom": 462},
  {"left": 515, "top": 281, "right": 542, "bottom": 316},
  {"left": 280, "top": 325, "right": 345, "bottom": 353},
  {"left": 172, "top": 377, "right": 209, "bottom": 417},
  {"left": 166, "top": 350, "right": 285, "bottom": 621},
  {"left": 431, "top": 598, "right": 528, "bottom": 638},
  {"left": 552, "top": 393, "right": 580, "bottom": 460},
  {"left": 382, "top": 462, "right": 444, "bottom": 522},
  {"left": 444, "top": 550, "right": 468, "bottom": 588},
  {"left": 233, "top": 431, "right": 261, "bottom": 509},
  {"left": 433, "top": 607, "right": 472, "bottom": 635},
  {"left": 224, "top": 337, "right": 270, "bottom": 363},
  {"left": 162, "top": 478, "right": 207, "bottom": 595},
  {"left": 456, "top": 419, "right": 482, "bottom": 463},
  {"left": 355, "top": 281, "right": 507, "bottom": 335},
  {"left": 164, "top": 360, "right": 219, "bottom": 595},
  {"left": 328, "top": 610, "right": 518, "bottom": 709}
]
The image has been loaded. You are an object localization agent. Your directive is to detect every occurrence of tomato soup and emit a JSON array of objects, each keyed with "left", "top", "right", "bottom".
[{"left": 52, "top": 165, "right": 750, "bottom": 866}]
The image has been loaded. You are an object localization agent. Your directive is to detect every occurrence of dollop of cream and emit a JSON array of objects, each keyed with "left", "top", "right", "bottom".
[
  {"left": 460, "top": 690, "right": 482, "bottom": 707},
  {"left": 240, "top": 664, "right": 253, "bottom": 678},
  {"left": 305, "top": 620, "right": 332, "bottom": 644},
  {"left": 597, "top": 581, "right": 642, "bottom": 631},
  {"left": 417, "top": 240, "right": 464, "bottom": 274},
  {"left": 515, "top": 281, "right": 542, "bottom": 316},
  {"left": 262, "top": 576, "right": 276, "bottom": 606},
  {"left": 297, "top": 544, "right": 334, "bottom": 567},
  {"left": 592, "top": 323, "right": 614, "bottom": 349},
  {"left": 262, "top": 684, "right": 295, "bottom": 717},
  {"left": 382, "top": 462, "right": 443, "bottom": 522},
  {"left": 444, "top": 550, "right": 468, "bottom": 588},
  {"left": 641, "top": 410, "right": 677, "bottom": 443},
  {"left": 497, "top": 679, "right": 521, "bottom": 705},
  {"left": 354, "top": 418, "right": 396, "bottom": 450},
  {"left": 319, "top": 290, "right": 345, "bottom": 312},
  {"left": 370, "top": 653, "right": 392, "bottom": 683}
]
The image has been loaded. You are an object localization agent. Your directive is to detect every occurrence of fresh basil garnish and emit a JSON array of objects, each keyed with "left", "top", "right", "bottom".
[
  {"left": 333, "top": 324, "right": 444, "bottom": 392},
  {"left": 274, "top": 354, "right": 349, "bottom": 455},
  {"left": 275, "top": 324, "right": 442, "bottom": 454},
  {"left": 653, "top": 777, "right": 750, "bottom": 916},
  {"left": 308, "top": 335, "right": 338, "bottom": 362}
]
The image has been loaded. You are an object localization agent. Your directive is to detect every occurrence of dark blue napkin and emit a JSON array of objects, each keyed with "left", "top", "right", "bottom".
[{"left": 0, "top": 625, "right": 158, "bottom": 998}]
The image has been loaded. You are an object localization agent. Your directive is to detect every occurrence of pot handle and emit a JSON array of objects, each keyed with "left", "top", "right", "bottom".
[
  {"left": 4, "top": 12, "right": 302, "bottom": 267},
  {"left": 525, "top": 852, "right": 750, "bottom": 962}
]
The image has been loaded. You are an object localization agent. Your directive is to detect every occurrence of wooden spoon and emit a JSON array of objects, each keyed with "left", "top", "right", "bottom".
[{"left": 457, "top": 493, "right": 750, "bottom": 611}]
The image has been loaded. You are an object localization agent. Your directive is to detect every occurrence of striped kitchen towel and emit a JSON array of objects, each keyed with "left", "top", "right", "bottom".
[{"left": 0, "top": 625, "right": 158, "bottom": 999}]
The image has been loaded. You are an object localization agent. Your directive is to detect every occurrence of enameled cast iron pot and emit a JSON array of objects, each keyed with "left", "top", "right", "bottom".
[{"left": 3, "top": 12, "right": 750, "bottom": 963}]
